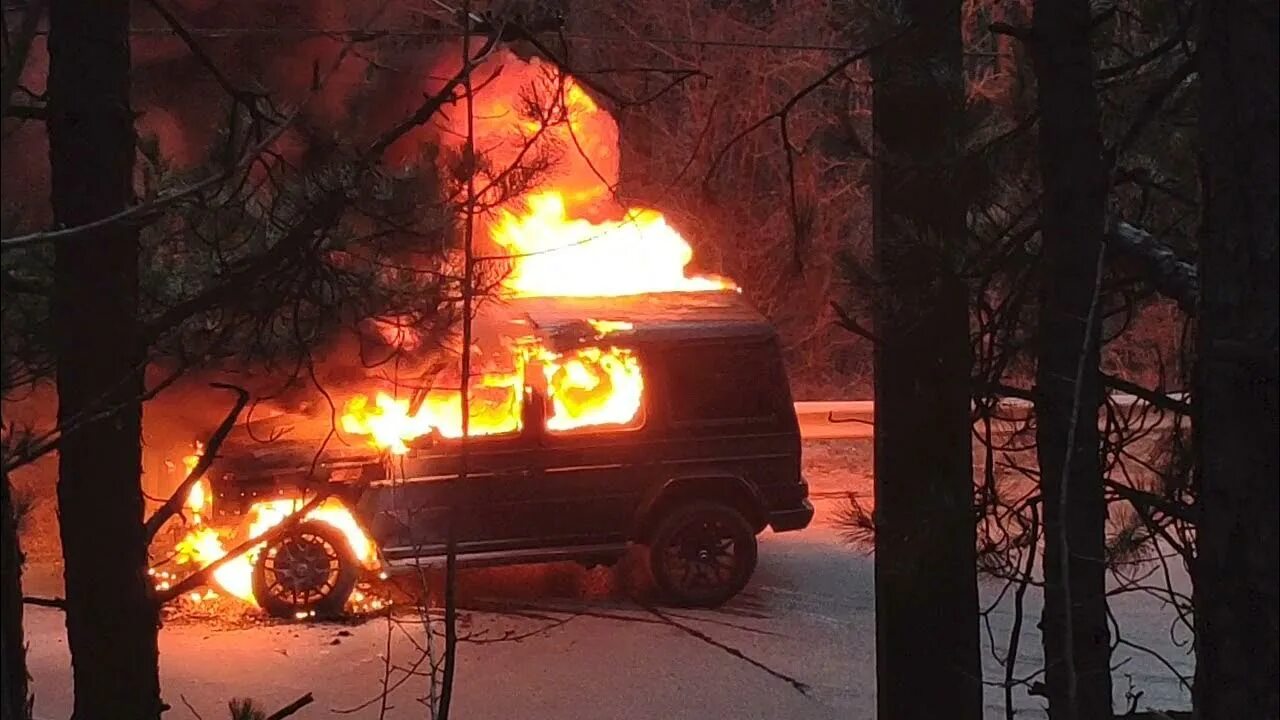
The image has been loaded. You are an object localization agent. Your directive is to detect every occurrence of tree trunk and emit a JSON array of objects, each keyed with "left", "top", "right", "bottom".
[
  {"left": 47, "top": 0, "right": 160, "bottom": 717},
  {"left": 1193, "top": 0, "right": 1280, "bottom": 717},
  {"left": 870, "top": 3, "right": 981, "bottom": 718},
  {"left": 1027, "top": 1, "right": 1114, "bottom": 718},
  {"left": 1, "top": 470, "right": 31, "bottom": 720}
]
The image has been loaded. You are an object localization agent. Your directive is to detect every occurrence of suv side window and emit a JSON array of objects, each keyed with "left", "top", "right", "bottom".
[
  {"left": 541, "top": 346, "right": 646, "bottom": 434},
  {"left": 666, "top": 342, "right": 783, "bottom": 426}
]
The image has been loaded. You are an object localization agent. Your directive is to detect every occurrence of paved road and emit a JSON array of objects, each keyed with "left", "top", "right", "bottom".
[
  {"left": 23, "top": 486, "right": 1191, "bottom": 719},
  {"left": 23, "top": 541, "right": 1192, "bottom": 719}
]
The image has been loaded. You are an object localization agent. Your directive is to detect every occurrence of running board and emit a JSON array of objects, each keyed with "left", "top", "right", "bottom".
[{"left": 380, "top": 542, "right": 629, "bottom": 572}]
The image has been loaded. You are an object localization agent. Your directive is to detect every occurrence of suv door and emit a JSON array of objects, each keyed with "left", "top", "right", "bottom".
[
  {"left": 359, "top": 379, "right": 543, "bottom": 558},
  {"left": 516, "top": 346, "right": 654, "bottom": 546},
  {"left": 363, "top": 434, "right": 542, "bottom": 556}
]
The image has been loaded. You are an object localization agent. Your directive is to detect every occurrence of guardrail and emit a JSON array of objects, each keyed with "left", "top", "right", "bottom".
[{"left": 794, "top": 393, "right": 1180, "bottom": 440}]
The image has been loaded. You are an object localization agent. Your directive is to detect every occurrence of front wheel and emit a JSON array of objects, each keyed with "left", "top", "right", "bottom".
[
  {"left": 649, "top": 501, "right": 758, "bottom": 608},
  {"left": 252, "top": 520, "right": 357, "bottom": 619}
]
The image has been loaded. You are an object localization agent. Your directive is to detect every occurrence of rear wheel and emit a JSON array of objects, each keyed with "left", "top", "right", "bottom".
[
  {"left": 252, "top": 520, "right": 357, "bottom": 619},
  {"left": 649, "top": 501, "right": 758, "bottom": 608}
]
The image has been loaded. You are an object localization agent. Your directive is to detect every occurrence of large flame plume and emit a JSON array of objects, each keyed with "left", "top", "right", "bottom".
[
  {"left": 340, "top": 54, "right": 726, "bottom": 454},
  {"left": 444, "top": 51, "right": 734, "bottom": 298}
]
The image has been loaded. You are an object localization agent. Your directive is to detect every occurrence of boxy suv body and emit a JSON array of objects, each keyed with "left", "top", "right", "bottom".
[{"left": 209, "top": 292, "right": 813, "bottom": 616}]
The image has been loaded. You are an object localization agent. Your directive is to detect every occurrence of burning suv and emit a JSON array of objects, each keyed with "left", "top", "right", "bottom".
[{"left": 200, "top": 291, "right": 813, "bottom": 617}]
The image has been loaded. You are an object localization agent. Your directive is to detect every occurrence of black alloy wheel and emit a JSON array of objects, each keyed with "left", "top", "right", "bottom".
[
  {"left": 649, "top": 500, "right": 758, "bottom": 608},
  {"left": 252, "top": 520, "right": 357, "bottom": 619}
]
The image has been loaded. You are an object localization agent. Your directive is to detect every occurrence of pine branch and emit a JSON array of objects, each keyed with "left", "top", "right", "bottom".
[
  {"left": 1105, "top": 221, "right": 1199, "bottom": 313},
  {"left": 1101, "top": 374, "right": 1191, "bottom": 415},
  {"left": 703, "top": 23, "right": 918, "bottom": 189},
  {"left": 829, "top": 301, "right": 881, "bottom": 344}
]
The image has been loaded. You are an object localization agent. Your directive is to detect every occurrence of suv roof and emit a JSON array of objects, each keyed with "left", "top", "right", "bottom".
[{"left": 486, "top": 290, "right": 776, "bottom": 349}]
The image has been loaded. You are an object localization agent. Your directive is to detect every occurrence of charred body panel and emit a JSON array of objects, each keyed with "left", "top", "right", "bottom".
[
  {"left": 207, "top": 292, "right": 812, "bottom": 607},
  {"left": 209, "top": 444, "right": 380, "bottom": 523}
]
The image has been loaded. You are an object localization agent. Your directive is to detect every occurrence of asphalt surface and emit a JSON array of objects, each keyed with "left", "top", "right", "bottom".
[{"left": 22, "top": 442, "right": 1192, "bottom": 719}]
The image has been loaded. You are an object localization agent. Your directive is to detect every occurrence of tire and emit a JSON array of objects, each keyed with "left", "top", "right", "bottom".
[
  {"left": 648, "top": 500, "right": 758, "bottom": 608},
  {"left": 252, "top": 520, "right": 358, "bottom": 619}
]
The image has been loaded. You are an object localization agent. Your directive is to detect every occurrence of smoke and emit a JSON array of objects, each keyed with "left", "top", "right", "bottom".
[{"left": 3, "top": 12, "right": 653, "bottom": 501}]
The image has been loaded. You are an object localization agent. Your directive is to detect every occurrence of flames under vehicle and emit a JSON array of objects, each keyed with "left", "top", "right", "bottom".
[{"left": 204, "top": 291, "right": 813, "bottom": 617}]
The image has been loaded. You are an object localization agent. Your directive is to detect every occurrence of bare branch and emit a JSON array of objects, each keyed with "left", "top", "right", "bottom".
[
  {"left": 154, "top": 490, "right": 330, "bottom": 603},
  {"left": 1108, "top": 52, "right": 1198, "bottom": 162},
  {"left": 1097, "top": 9, "right": 1195, "bottom": 80},
  {"left": 139, "top": 0, "right": 278, "bottom": 123},
  {"left": 1105, "top": 221, "right": 1199, "bottom": 313},
  {"left": 265, "top": 693, "right": 315, "bottom": 720},
  {"left": 1, "top": 111, "right": 299, "bottom": 251},
  {"left": 4, "top": 103, "right": 45, "bottom": 121},
  {"left": 1104, "top": 479, "right": 1196, "bottom": 525},
  {"left": 703, "top": 25, "right": 916, "bottom": 189},
  {"left": 1101, "top": 374, "right": 1191, "bottom": 415},
  {"left": 829, "top": 300, "right": 881, "bottom": 344},
  {"left": 643, "top": 605, "right": 811, "bottom": 695},
  {"left": 143, "top": 383, "right": 250, "bottom": 540},
  {"left": 1, "top": 23, "right": 377, "bottom": 251}
]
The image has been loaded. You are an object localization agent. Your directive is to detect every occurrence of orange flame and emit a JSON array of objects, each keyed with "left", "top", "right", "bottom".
[
  {"left": 339, "top": 343, "right": 645, "bottom": 452},
  {"left": 538, "top": 346, "right": 644, "bottom": 431},
  {"left": 339, "top": 370, "right": 525, "bottom": 453},
  {"left": 336, "top": 55, "right": 735, "bottom": 452},
  {"left": 491, "top": 192, "right": 731, "bottom": 297},
  {"left": 181, "top": 442, "right": 209, "bottom": 523},
  {"left": 340, "top": 393, "right": 432, "bottom": 455},
  {"left": 160, "top": 55, "right": 740, "bottom": 615},
  {"left": 168, "top": 497, "right": 375, "bottom": 606},
  {"left": 438, "top": 51, "right": 735, "bottom": 299}
]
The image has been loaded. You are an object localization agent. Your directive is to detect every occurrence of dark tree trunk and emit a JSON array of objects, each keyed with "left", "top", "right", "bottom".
[
  {"left": 1, "top": 470, "right": 31, "bottom": 720},
  {"left": 1193, "top": 0, "right": 1280, "bottom": 717},
  {"left": 1027, "top": 1, "right": 1113, "bottom": 718},
  {"left": 47, "top": 0, "right": 160, "bottom": 718},
  {"left": 870, "top": 3, "right": 981, "bottom": 718}
]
